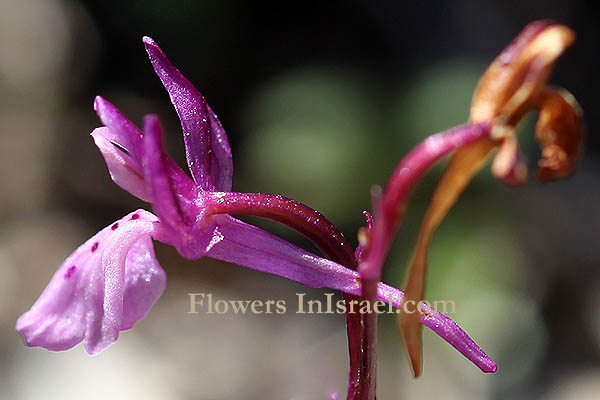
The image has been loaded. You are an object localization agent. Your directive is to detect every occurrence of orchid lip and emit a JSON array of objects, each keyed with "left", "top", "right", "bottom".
[{"left": 16, "top": 210, "right": 168, "bottom": 355}]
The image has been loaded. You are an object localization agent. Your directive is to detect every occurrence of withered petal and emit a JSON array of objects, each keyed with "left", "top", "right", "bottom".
[
  {"left": 470, "top": 22, "right": 575, "bottom": 123},
  {"left": 400, "top": 138, "right": 494, "bottom": 377},
  {"left": 491, "top": 131, "right": 528, "bottom": 187},
  {"left": 535, "top": 88, "right": 583, "bottom": 182}
]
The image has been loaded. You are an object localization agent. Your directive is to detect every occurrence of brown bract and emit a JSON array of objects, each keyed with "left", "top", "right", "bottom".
[
  {"left": 471, "top": 22, "right": 574, "bottom": 122},
  {"left": 535, "top": 88, "right": 583, "bottom": 182},
  {"left": 471, "top": 22, "right": 581, "bottom": 183},
  {"left": 399, "top": 21, "right": 583, "bottom": 378}
]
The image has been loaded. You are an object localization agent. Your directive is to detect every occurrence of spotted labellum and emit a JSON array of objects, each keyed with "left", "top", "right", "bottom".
[{"left": 17, "top": 20, "right": 583, "bottom": 400}]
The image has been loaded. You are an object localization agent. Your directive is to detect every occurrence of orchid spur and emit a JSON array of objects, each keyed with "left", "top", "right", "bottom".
[{"left": 16, "top": 35, "right": 498, "bottom": 398}]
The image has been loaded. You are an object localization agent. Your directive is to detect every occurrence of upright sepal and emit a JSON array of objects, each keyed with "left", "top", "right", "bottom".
[{"left": 143, "top": 36, "right": 233, "bottom": 192}]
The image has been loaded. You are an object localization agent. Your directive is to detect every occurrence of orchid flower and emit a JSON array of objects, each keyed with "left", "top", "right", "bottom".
[
  {"left": 358, "top": 20, "right": 583, "bottom": 377},
  {"left": 16, "top": 35, "right": 498, "bottom": 398}
]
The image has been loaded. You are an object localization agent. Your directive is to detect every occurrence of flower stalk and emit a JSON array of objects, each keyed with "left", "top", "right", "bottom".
[
  {"left": 204, "top": 191, "right": 375, "bottom": 398},
  {"left": 359, "top": 122, "right": 491, "bottom": 291}
]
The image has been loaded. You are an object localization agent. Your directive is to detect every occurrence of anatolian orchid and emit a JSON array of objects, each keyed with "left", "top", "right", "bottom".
[{"left": 17, "top": 20, "right": 582, "bottom": 399}]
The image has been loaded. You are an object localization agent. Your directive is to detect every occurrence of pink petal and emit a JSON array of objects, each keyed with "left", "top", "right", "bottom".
[
  {"left": 91, "top": 127, "right": 151, "bottom": 202},
  {"left": 92, "top": 99, "right": 197, "bottom": 204},
  {"left": 142, "top": 115, "right": 187, "bottom": 233},
  {"left": 120, "top": 236, "right": 166, "bottom": 329},
  {"left": 143, "top": 36, "right": 233, "bottom": 192},
  {"left": 16, "top": 210, "right": 167, "bottom": 355},
  {"left": 94, "top": 96, "right": 144, "bottom": 163}
]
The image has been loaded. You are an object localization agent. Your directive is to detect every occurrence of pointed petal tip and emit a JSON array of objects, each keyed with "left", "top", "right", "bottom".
[
  {"left": 475, "top": 355, "right": 498, "bottom": 374},
  {"left": 142, "top": 114, "right": 164, "bottom": 147},
  {"left": 485, "top": 361, "right": 498, "bottom": 374},
  {"left": 142, "top": 114, "right": 164, "bottom": 143},
  {"left": 420, "top": 310, "right": 498, "bottom": 374},
  {"left": 143, "top": 36, "right": 162, "bottom": 56},
  {"left": 400, "top": 314, "right": 424, "bottom": 379},
  {"left": 410, "top": 358, "right": 422, "bottom": 379},
  {"left": 93, "top": 95, "right": 105, "bottom": 112},
  {"left": 143, "top": 113, "right": 161, "bottom": 125},
  {"left": 93, "top": 95, "right": 114, "bottom": 119},
  {"left": 142, "top": 36, "right": 155, "bottom": 45},
  {"left": 140, "top": 31, "right": 234, "bottom": 192}
]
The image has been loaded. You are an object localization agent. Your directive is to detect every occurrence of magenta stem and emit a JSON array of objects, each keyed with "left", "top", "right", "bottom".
[
  {"left": 206, "top": 192, "right": 356, "bottom": 268},
  {"left": 357, "top": 123, "right": 489, "bottom": 390},
  {"left": 359, "top": 123, "right": 491, "bottom": 327},
  {"left": 205, "top": 192, "right": 376, "bottom": 399},
  {"left": 360, "top": 122, "right": 490, "bottom": 279}
]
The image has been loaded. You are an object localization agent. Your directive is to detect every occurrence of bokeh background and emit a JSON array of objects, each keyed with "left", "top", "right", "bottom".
[{"left": 1, "top": 0, "right": 599, "bottom": 399}]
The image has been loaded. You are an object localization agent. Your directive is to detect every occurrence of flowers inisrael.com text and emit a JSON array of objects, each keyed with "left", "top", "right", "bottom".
[{"left": 187, "top": 293, "right": 456, "bottom": 315}]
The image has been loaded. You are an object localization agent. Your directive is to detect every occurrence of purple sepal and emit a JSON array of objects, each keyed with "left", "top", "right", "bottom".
[
  {"left": 143, "top": 36, "right": 233, "bottom": 192},
  {"left": 142, "top": 115, "right": 187, "bottom": 233}
]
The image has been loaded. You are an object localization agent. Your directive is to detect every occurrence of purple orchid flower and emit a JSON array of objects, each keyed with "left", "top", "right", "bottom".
[{"left": 16, "top": 36, "right": 496, "bottom": 393}]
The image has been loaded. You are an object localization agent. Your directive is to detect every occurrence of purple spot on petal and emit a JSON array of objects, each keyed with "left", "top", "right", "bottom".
[
  {"left": 111, "top": 223, "right": 119, "bottom": 230},
  {"left": 64, "top": 265, "right": 77, "bottom": 279},
  {"left": 131, "top": 213, "right": 140, "bottom": 220},
  {"left": 91, "top": 242, "right": 99, "bottom": 252}
]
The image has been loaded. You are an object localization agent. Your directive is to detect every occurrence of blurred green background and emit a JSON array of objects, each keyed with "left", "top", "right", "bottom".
[{"left": 1, "top": 0, "right": 599, "bottom": 399}]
